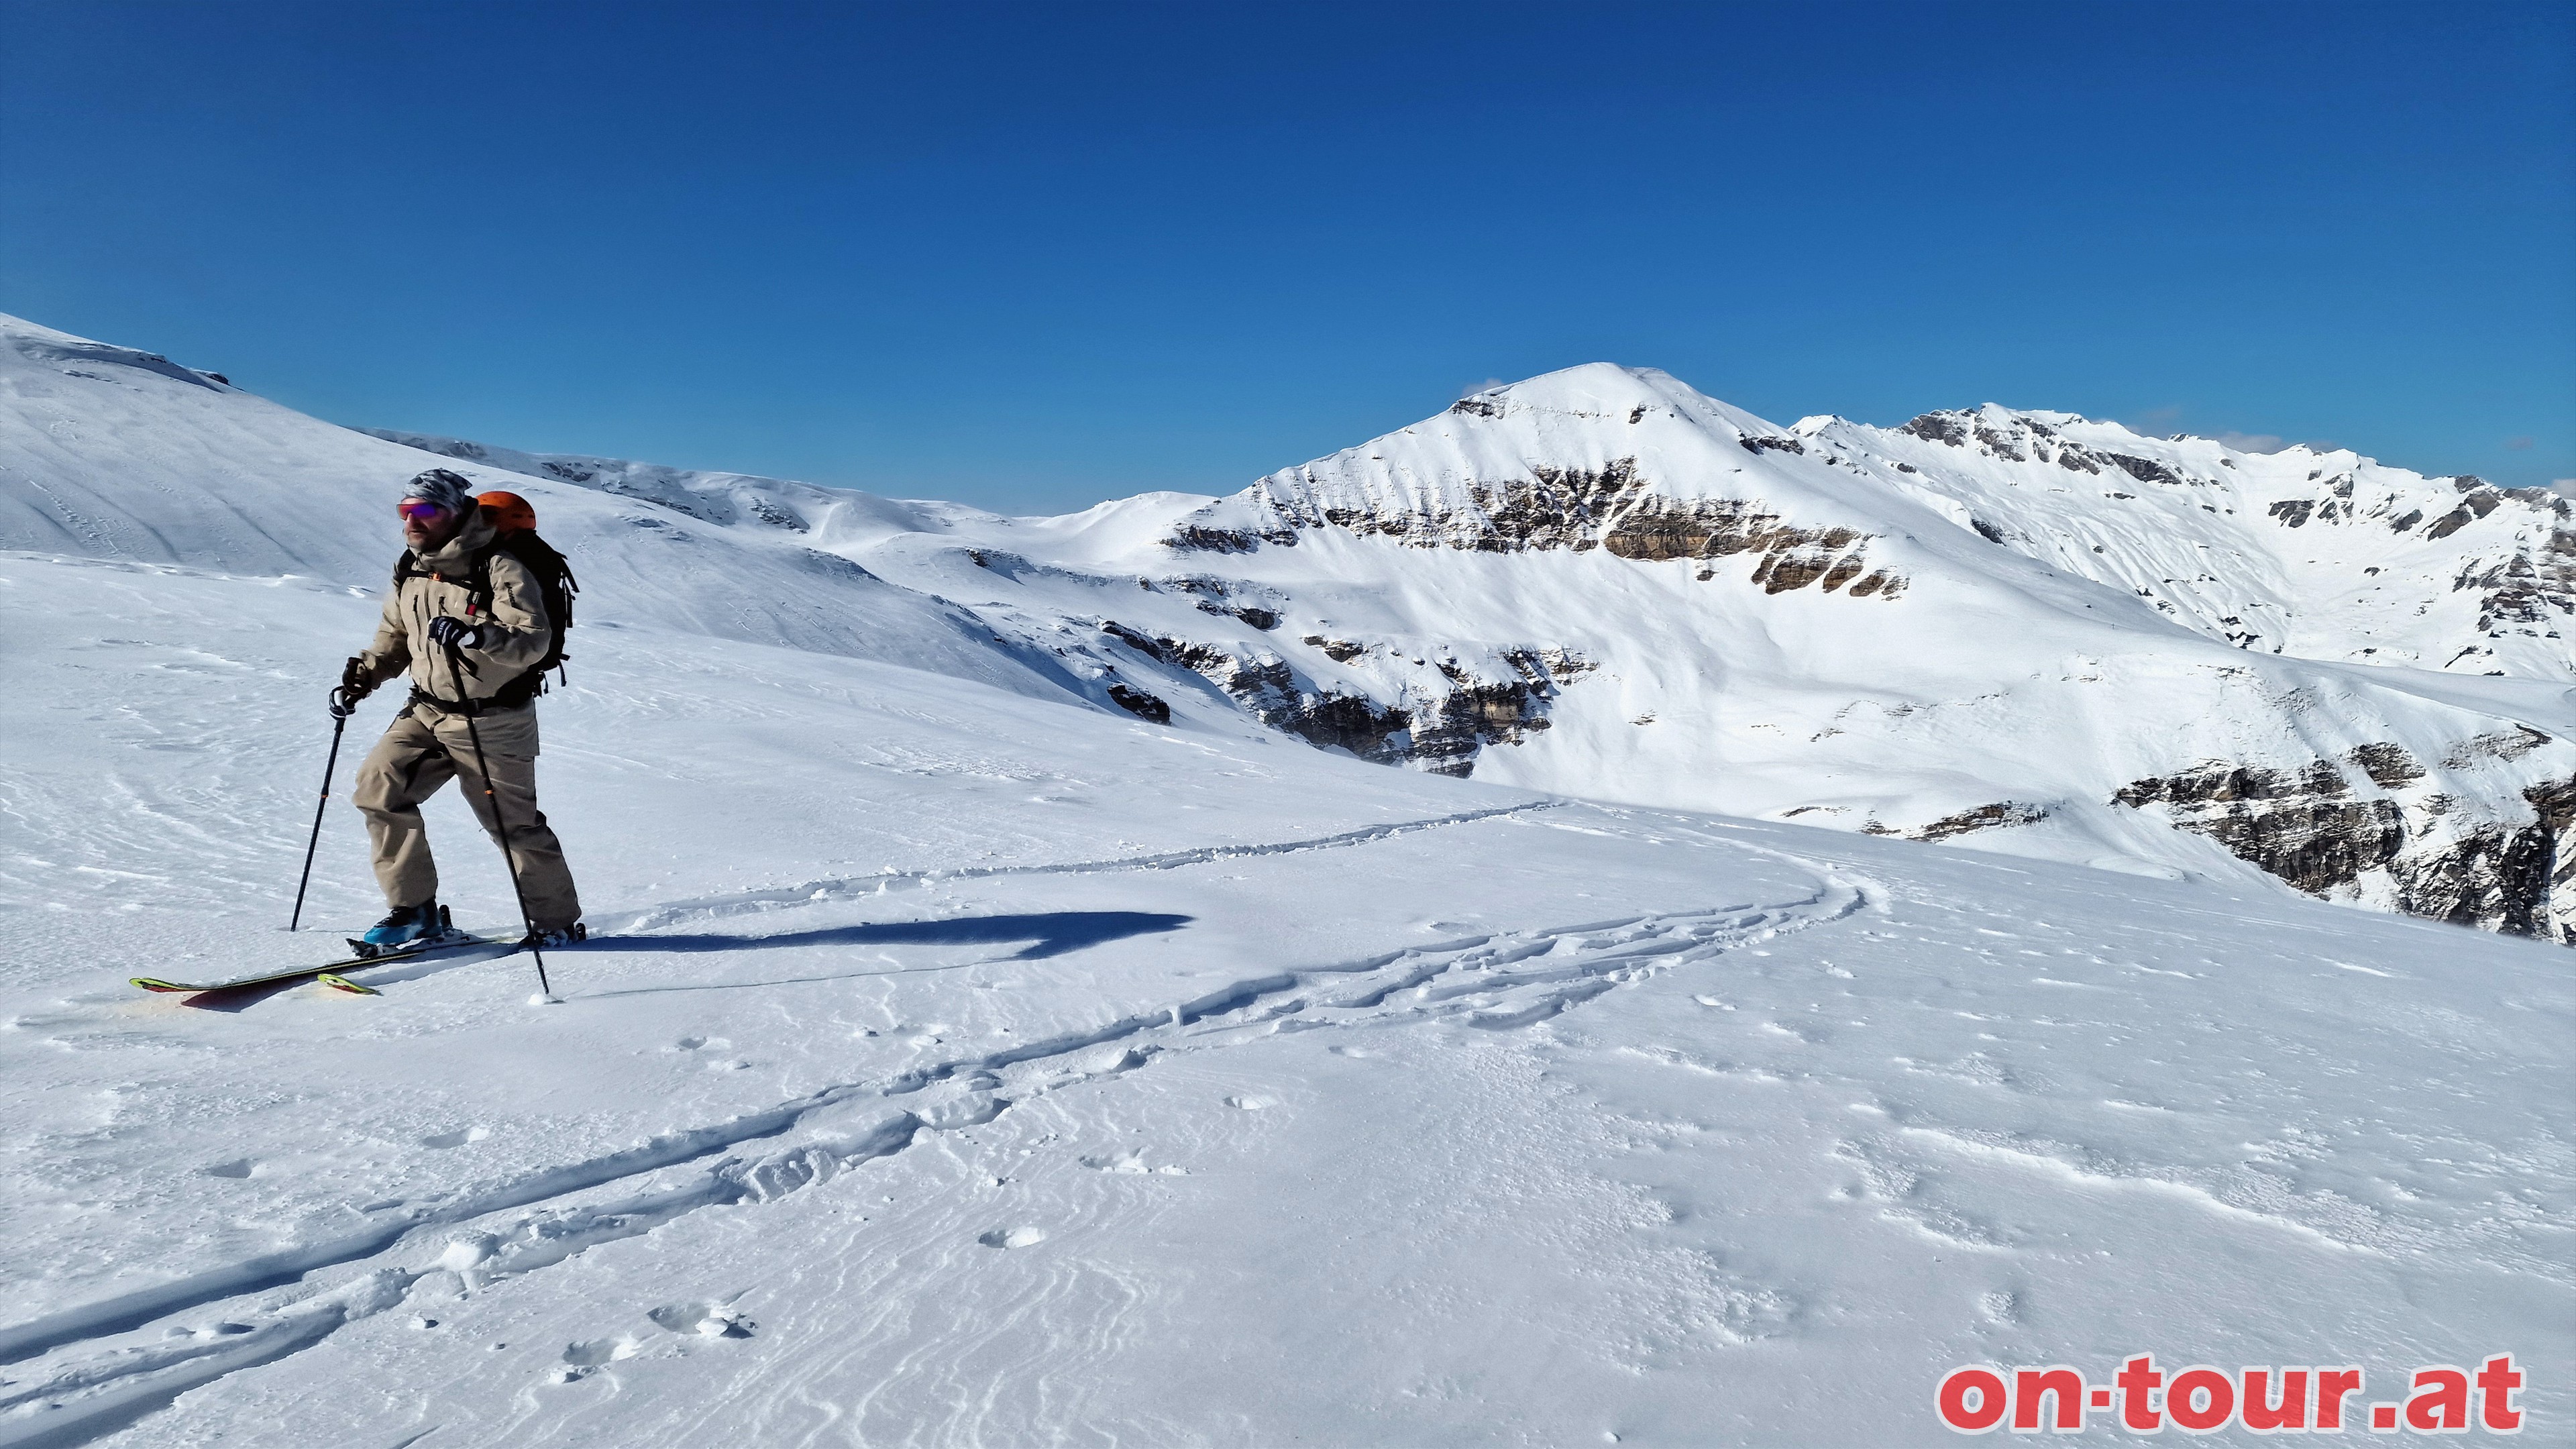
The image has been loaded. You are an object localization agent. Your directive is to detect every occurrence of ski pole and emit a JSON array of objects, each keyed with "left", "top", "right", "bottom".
[
  {"left": 444, "top": 637, "right": 553, "bottom": 1000},
  {"left": 288, "top": 705, "right": 351, "bottom": 932}
]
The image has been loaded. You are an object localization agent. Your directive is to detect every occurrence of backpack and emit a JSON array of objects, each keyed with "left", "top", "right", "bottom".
[{"left": 394, "top": 493, "right": 579, "bottom": 708}]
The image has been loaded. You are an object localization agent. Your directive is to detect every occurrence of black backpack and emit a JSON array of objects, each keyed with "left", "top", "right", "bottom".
[{"left": 395, "top": 531, "right": 580, "bottom": 708}]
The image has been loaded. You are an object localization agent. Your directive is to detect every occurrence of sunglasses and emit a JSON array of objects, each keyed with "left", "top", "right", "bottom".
[{"left": 396, "top": 501, "right": 451, "bottom": 522}]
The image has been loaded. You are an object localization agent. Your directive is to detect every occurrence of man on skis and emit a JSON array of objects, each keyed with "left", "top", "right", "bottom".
[{"left": 331, "top": 467, "right": 585, "bottom": 953}]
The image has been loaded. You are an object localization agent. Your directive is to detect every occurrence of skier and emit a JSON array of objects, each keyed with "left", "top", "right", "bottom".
[{"left": 331, "top": 468, "right": 586, "bottom": 952}]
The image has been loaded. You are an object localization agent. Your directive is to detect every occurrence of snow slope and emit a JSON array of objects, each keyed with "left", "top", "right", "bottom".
[
  {"left": 1, "top": 549, "right": 2567, "bottom": 1448},
  {"left": 0, "top": 317, "right": 1065, "bottom": 698}
]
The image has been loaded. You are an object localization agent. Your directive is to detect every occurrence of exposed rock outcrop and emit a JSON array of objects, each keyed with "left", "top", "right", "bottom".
[
  {"left": 1105, "top": 683, "right": 1170, "bottom": 722},
  {"left": 2116, "top": 761, "right": 2406, "bottom": 896},
  {"left": 1097, "top": 621, "right": 1591, "bottom": 777},
  {"left": 1913, "top": 802, "right": 2049, "bottom": 843},
  {"left": 2113, "top": 752, "right": 2576, "bottom": 941},
  {"left": 1223, "top": 457, "right": 1907, "bottom": 600}
]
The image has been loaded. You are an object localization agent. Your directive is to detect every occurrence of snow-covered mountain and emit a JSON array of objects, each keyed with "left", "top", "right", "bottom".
[
  {"left": 1103, "top": 367, "right": 2576, "bottom": 936},
  {"left": 4, "top": 313, "right": 2570, "bottom": 1444},
  {"left": 1803, "top": 402, "right": 2575, "bottom": 678},
  {"left": 13, "top": 315, "right": 2575, "bottom": 943}
]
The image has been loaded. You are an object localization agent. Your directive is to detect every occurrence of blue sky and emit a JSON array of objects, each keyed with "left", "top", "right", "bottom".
[{"left": 5, "top": 1, "right": 2570, "bottom": 511}]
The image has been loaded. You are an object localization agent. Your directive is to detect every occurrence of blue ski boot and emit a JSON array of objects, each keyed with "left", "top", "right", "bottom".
[{"left": 354, "top": 902, "right": 452, "bottom": 959}]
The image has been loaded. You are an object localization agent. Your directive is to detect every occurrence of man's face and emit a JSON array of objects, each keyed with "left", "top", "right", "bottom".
[{"left": 399, "top": 498, "right": 462, "bottom": 552}]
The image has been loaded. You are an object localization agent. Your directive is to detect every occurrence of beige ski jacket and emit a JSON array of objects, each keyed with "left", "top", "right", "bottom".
[{"left": 356, "top": 511, "right": 554, "bottom": 708}]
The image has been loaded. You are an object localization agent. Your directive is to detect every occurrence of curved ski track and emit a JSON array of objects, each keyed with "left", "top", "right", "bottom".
[
  {"left": 0, "top": 833, "right": 1873, "bottom": 1449},
  {"left": 610, "top": 802, "right": 1558, "bottom": 932}
]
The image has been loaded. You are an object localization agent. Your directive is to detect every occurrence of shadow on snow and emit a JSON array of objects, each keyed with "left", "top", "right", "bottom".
[
  {"left": 629, "top": 910, "right": 1193, "bottom": 961},
  {"left": 182, "top": 912, "right": 1194, "bottom": 1006},
  {"left": 568, "top": 910, "right": 1195, "bottom": 999}
]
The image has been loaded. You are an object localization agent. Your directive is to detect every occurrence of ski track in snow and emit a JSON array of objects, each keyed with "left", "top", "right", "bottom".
[
  {"left": 0, "top": 863, "right": 1869, "bottom": 1448},
  {"left": 612, "top": 801, "right": 1562, "bottom": 933}
]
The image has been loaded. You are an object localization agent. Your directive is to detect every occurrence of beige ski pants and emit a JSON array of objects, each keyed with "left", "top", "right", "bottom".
[{"left": 350, "top": 701, "right": 583, "bottom": 930}]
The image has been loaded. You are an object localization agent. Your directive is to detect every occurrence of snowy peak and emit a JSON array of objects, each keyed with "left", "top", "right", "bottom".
[
  {"left": 1163, "top": 351, "right": 2576, "bottom": 682},
  {"left": 1446, "top": 362, "right": 1786, "bottom": 443},
  {"left": 1801, "top": 405, "right": 2576, "bottom": 677},
  {"left": 1171, "top": 365, "right": 1921, "bottom": 603},
  {"left": 2, "top": 313, "right": 239, "bottom": 393},
  {"left": 352, "top": 425, "right": 994, "bottom": 553}
]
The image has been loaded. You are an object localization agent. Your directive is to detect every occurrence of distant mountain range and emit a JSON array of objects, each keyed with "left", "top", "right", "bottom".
[{"left": 7, "top": 312, "right": 2571, "bottom": 939}]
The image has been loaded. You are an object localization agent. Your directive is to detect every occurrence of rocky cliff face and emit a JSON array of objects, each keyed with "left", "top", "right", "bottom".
[
  {"left": 1096, "top": 618, "right": 1593, "bottom": 776},
  {"left": 1226, "top": 453, "right": 1909, "bottom": 600},
  {"left": 2112, "top": 739, "right": 2576, "bottom": 941}
]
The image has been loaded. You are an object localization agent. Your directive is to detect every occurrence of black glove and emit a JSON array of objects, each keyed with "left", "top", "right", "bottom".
[
  {"left": 331, "top": 656, "right": 376, "bottom": 718},
  {"left": 425, "top": 616, "right": 484, "bottom": 650}
]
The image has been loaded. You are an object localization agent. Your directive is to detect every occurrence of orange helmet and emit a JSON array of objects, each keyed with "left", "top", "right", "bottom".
[{"left": 477, "top": 490, "right": 537, "bottom": 535}]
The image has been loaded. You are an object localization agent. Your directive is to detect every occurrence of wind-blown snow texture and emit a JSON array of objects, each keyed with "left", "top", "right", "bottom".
[{"left": 3, "top": 314, "right": 2570, "bottom": 1446}]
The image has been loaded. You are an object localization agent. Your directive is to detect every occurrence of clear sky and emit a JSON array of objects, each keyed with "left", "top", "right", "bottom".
[{"left": 5, "top": 1, "right": 2570, "bottom": 512}]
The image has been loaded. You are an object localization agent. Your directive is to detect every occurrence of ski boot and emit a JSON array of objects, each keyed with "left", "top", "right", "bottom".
[
  {"left": 353, "top": 902, "right": 457, "bottom": 959},
  {"left": 519, "top": 922, "right": 587, "bottom": 951}
]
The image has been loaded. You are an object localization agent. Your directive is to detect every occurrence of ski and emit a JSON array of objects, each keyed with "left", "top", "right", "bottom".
[{"left": 130, "top": 932, "right": 498, "bottom": 995}]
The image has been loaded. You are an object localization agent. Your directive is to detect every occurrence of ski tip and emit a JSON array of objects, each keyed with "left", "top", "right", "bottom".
[
  {"left": 131, "top": 978, "right": 189, "bottom": 992},
  {"left": 317, "top": 973, "right": 381, "bottom": 996}
]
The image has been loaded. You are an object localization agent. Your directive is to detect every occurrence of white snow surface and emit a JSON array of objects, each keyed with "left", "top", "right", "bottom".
[{"left": 1, "top": 316, "right": 2571, "bottom": 1444}]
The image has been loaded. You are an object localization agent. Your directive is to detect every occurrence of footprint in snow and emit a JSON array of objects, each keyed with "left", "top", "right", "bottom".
[
  {"left": 169, "top": 1322, "right": 252, "bottom": 1338},
  {"left": 1079, "top": 1152, "right": 1187, "bottom": 1175},
  {"left": 201, "top": 1158, "right": 254, "bottom": 1179},
  {"left": 419, "top": 1126, "right": 489, "bottom": 1149},
  {"left": 977, "top": 1226, "right": 1047, "bottom": 1249},
  {"left": 1223, "top": 1095, "right": 1275, "bottom": 1110},
  {"left": 553, "top": 1335, "right": 645, "bottom": 1383},
  {"left": 649, "top": 1301, "right": 755, "bottom": 1338}
]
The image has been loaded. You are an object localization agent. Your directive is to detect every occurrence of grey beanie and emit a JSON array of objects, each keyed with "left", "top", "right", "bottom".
[{"left": 400, "top": 467, "right": 478, "bottom": 515}]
